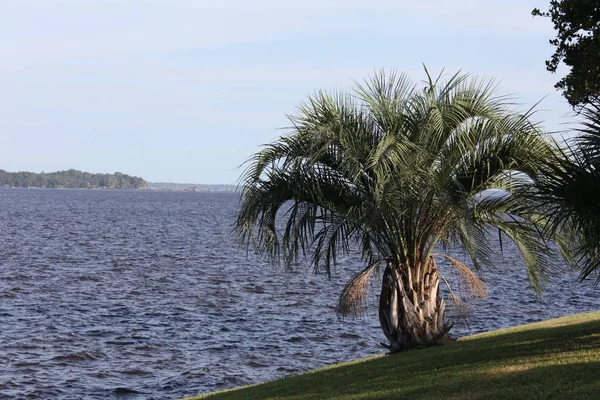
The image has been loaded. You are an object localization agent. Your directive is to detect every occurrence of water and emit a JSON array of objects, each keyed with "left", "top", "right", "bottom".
[{"left": 0, "top": 189, "right": 598, "bottom": 399}]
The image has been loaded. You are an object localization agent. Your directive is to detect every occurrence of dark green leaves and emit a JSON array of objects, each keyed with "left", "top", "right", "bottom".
[{"left": 533, "top": 1, "right": 600, "bottom": 108}]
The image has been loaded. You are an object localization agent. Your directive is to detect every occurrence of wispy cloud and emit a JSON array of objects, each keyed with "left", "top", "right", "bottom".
[{"left": 1, "top": 0, "right": 551, "bottom": 70}]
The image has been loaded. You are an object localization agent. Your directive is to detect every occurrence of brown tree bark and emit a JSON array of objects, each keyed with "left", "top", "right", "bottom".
[{"left": 378, "top": 257, "right": 452, "bottom": 352}]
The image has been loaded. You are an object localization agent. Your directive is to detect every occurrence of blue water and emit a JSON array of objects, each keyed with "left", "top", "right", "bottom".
[{"left": 0, "top": 189, "right": 598, "bottom": 399}]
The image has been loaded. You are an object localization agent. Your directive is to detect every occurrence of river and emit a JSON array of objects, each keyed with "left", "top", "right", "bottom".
[{"left": 0, "top": 189, "right": 598, "bottom": 399}]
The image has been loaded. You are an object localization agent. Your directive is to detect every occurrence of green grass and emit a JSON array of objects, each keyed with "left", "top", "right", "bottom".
[{"left": 184, "top": 312, "right": 600, "bottom": 400}]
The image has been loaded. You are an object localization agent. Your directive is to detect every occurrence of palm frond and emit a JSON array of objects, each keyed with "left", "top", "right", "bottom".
[
  {"left": 577, "top": 101, "right": 600, "bottom": 159},
  {"left": 437, "top": 269, "right": 470, "bottom": 321},
  {"left": 434, "top": 254, "right": 487, "bottom": 299},
  {"left": 336, "top": 260, "right": 382, "bottom": 317},
  {"left": 236, "top": 68, "right": 564, "bottom": 301},
  {"left": 534, "top": 140, "right": 600, "bottom": 283}
]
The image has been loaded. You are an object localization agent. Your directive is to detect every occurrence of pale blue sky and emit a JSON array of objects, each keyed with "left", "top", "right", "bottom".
[{"left": 0, "top": 0, "right": 574, "bottom": 184}]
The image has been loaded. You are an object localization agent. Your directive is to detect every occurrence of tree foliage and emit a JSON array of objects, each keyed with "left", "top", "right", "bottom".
[
  {"left": 0, "top": 169, "right": 148, "bottom": 189},
  {"left": 236, "top": 69, "right": 564, "bottom": 350},
  {"left": 532, "top": 1, "right": 600, "bottom": 108},
  {"left": 535, "top": 101, "right": 600, "bottom": 282}
]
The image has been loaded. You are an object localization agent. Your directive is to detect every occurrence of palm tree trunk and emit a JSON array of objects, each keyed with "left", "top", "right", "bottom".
[{"left": 378, "top": 257, "right": 451, "bottom": 352}]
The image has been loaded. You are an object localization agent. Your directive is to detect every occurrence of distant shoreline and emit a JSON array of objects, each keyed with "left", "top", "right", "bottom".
[
  {"left": 0, "top": 168, "right": 239, "bottom": 192},
  {"left": 0, "top": 185, "right": 239, "bottom": 193},
  {"left": 147, "top": 182, "right": 238, "bottom": 192},
  {"left": 0, "top": 169, "right": 147, "bottom": 190}
]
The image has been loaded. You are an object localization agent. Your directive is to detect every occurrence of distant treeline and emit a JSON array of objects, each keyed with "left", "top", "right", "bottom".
[
  {"left": 149, "top": 182, "right": 238, "bottom": 191},
  {"left": 0, "top": 169, "right": 148, "bottom": 189}
]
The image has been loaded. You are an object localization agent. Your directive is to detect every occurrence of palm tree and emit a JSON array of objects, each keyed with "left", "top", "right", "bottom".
[
  {"left": 235, "top": 70, "right": 562, "bottom": 352},
  {"left": 535, "top": 101, "right": 600, "bottom": 283}
]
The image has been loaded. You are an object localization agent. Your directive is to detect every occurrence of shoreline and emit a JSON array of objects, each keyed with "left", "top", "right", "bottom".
[{"left": 184, "top": 311, "right": 600, "bottom": 400}]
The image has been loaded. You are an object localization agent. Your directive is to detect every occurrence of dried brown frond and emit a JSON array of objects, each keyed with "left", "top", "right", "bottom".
[
  {"left": 336, "top": 261, "right": 381, "bottom": 318},
  {"left": 437, "top": 270, "right": 470, "bottom": 321},
  {"left": 435, "top": 254, "right": 487, "bottom": 299},
  {"left": 448, "top": 291, "right": 469, "bottom": 319}
]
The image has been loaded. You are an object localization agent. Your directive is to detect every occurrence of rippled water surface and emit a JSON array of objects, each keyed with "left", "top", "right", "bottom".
[{"left": 0, "top": 189, "right": 598, "bottom": 399}]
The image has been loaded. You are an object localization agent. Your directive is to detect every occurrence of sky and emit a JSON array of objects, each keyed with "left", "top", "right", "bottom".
[{"left": 0, "top": 0, "right": 577, "bottom": 184}]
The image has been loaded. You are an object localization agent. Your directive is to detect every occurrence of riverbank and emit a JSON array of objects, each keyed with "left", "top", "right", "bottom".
[{"left": 185, "top": 311, "right": 600, "bottom": 400}]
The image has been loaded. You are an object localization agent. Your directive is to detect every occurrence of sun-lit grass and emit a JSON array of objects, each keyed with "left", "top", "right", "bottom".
[{"left": 183, "top": 311, "right": 600, "bottom": 400}]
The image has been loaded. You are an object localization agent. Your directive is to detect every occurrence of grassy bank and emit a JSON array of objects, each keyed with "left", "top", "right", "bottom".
[{"left": 184, "top": 311, "right": 600, "bottom": 400}]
